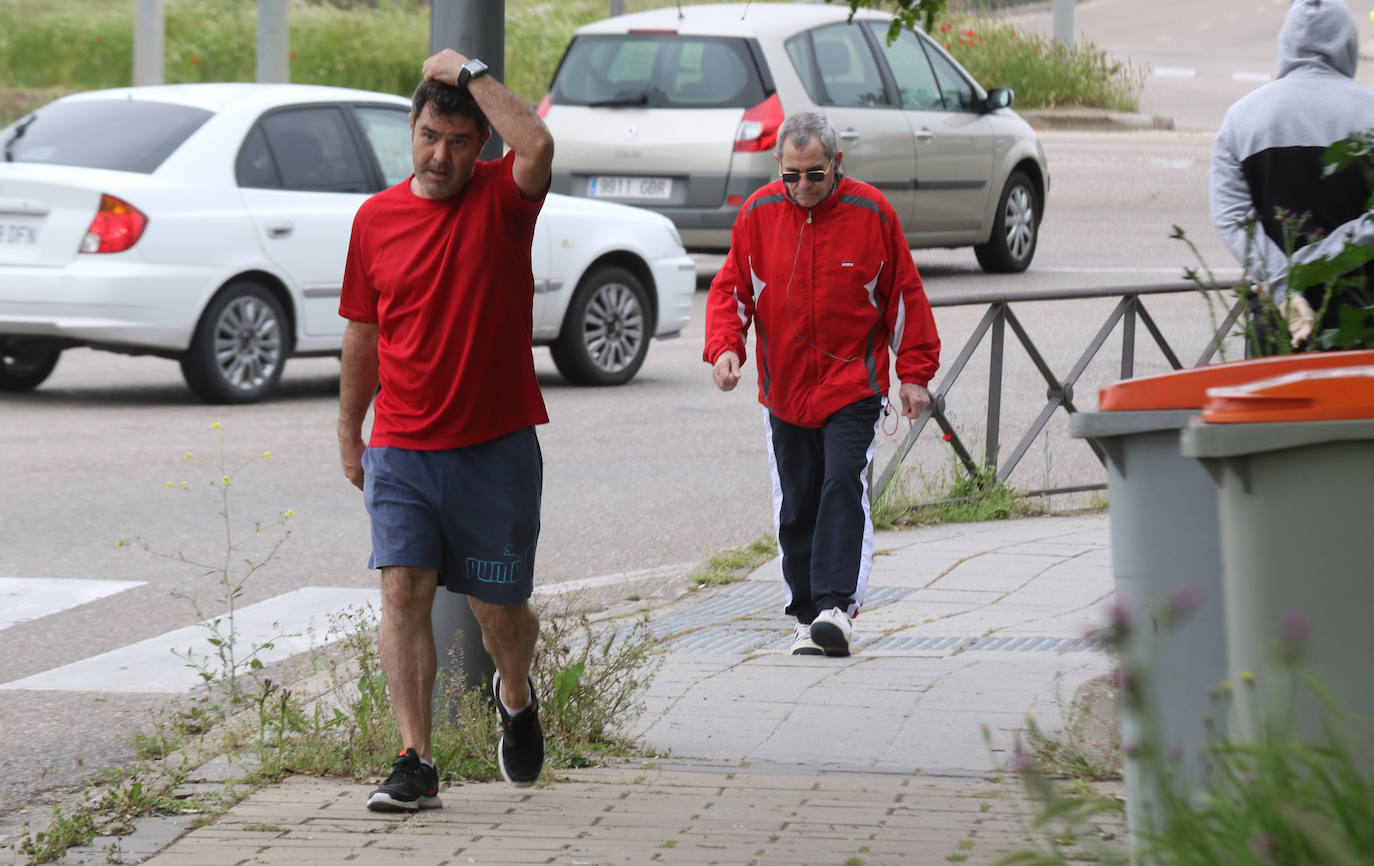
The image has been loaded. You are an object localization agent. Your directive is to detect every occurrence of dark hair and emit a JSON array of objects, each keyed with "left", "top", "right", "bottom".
[{"left": 411, "top": 79, "right": 490, "bottom": 135}]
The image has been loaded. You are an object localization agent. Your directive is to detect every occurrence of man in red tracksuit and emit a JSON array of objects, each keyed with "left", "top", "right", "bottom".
[{"left": 704, "top": 111, "right": 940, "bottom": 657}]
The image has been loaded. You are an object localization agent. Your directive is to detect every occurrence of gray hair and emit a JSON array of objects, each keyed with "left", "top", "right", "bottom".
[{"left": 775, "top": 112, "right": 838, "bottom": 161}]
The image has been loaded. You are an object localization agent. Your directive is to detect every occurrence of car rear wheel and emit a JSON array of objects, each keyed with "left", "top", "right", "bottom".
[
  {"left": 180, "top": 280, "right": 287, "bottom": 404},
  {"left": 0, "top": 340, "right": 61, "bottom": 391},
  {"left": 975, "top": 171, "right": 1039, "bottom": 274},
  {"left": 550, "top": 265, "right": 651, "bottom": 386}
]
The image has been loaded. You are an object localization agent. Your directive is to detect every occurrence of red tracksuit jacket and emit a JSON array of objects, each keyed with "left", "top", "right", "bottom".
[{"left": 703, "top": 174, "right": 941, "bottom": 428}]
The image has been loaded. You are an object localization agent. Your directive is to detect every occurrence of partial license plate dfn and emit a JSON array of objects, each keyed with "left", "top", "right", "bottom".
[{"left": 588, "top": 176, "right": 672, "bottom": 200}]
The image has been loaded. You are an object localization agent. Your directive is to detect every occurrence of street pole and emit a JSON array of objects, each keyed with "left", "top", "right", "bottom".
[
  {"left": 424, "top": 5, "right": 502, "bottom": 704},
  {"left": 256, "top": 0, "right": 290, "bottom": 83},
  {"left": 1053, "top": 0, "right": 1073, "bottom": 47},
  {"left": 132, "top": 0, "right": 164, "bottom": 86},
  {"left": 610, "top": 0, "right": 624, "bottom": 15},
  {"left": 431, "top": 0, "right": 506, "bottom": 160}
]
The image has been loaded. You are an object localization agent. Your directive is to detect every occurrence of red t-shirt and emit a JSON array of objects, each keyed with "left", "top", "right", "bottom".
[{"left": 339, "top": 151, "right": 549, "bottom": 449}]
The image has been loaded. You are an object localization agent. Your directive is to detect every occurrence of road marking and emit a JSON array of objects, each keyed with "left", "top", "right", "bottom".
[
  {"left": 536, "top": 562, "right": 696, "bottom": 596},
  {"left": 1231, "top": 71, "right": 1271, "bottom": 83},
  {"left": 0, "top": 564, "right": 699, "bottom": 694},
  {"left": 0, "top": 587, "right": 380, "bottom": 694},
  {"left": 1152, "top": 66, "right": 1197, "bottom": 78},
  {"left": 0, "top": 577, "right": 144, "bottom": 631}
]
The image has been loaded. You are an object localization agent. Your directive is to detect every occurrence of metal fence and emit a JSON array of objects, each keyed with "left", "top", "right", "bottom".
[{"left": 873, "top": 282, "right": 1245, "bottom": 504}]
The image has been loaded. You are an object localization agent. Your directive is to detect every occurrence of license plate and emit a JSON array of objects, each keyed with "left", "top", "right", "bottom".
[
  {"left": 588, "top": 175, "right": 672, "bottom": 200},
  {"left": 1, "top": 218, "right": 39, "bottom": 245}
]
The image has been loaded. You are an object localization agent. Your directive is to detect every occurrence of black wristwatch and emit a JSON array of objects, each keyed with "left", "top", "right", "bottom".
[{"left": 458, "top": 58, "right": 488, "bottom": 88}]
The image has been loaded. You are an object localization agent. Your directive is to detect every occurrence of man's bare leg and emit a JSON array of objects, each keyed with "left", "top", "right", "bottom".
[
  {"left": 379, "top": 566, "right": 438, "bottom": 758},
  {"left": 468, "top": 597, "right": 539, "bottom": 708}
]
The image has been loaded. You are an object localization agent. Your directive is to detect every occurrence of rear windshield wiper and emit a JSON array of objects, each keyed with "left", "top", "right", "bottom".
[
  {"left": 588, "top": 91, "right": 650, "bottom": 108},
  {"left": 3, "top": 114, "right": 36, "bottom": 162}
]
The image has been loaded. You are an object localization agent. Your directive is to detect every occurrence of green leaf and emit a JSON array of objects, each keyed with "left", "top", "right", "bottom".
[
  {"left": 1287, "top": 243, "right": 1374, "bottom": 295},
  {"left": 554, "top": 661, "right": 586, "bottom": 712}
]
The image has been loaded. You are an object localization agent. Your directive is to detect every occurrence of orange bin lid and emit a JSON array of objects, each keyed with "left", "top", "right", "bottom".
[
  {"left": 1098, "top": 350, "right": 1374, "bottom": 411},
  {"left": 1201, "top": 366, "right": 1374, "bottom": 423}
]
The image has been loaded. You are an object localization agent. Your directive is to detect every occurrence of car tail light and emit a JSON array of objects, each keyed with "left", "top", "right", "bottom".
[
  {"left": 80, "top": 194, "right": 147, "bottom": 254},
  {"left": 537, "top": 94, "right": 551, "bottom": 118},
  {"left": 734, "top": 93, "right": 783, "bottom": 153}
]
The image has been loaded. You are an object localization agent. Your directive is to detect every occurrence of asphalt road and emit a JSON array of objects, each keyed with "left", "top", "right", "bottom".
[{"left": 3, "top": 0, "right": 1355, "bottom": 845}]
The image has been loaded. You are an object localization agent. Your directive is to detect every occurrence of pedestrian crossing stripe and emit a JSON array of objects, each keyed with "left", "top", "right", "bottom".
[
  {"left": 0, "top": 577, "right": 145, "bottom": 632},
  {"left": 0, "top": 587, "right": 380, "bottom": 694}
]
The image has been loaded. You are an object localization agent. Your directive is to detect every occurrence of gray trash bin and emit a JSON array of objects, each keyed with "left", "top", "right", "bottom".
[
  {"left": 1070, "top": 350, "right": 1374, "bottom": 842},
  {"left": 1180, "top": 365, "right": 1374, "bottom": 750}
]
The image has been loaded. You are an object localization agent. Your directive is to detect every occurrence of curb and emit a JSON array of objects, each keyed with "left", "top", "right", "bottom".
[{"left": 1019, "top": 107, "right": 1175, "bottom": 131}]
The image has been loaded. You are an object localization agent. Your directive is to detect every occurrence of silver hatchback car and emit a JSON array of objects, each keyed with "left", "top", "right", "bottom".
[{"left": 539, "top": 3, "right": 1049, "bottom": 272}]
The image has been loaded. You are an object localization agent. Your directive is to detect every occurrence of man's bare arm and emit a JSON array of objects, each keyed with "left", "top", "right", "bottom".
[
  {"left": 422, "top": 49, "right": 554, "bottom": 200},
  {"left": 338, "top": 320, "right": 380, "bottom": 490}
]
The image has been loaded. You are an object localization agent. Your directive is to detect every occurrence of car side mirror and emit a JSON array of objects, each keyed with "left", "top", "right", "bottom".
[{"left": 983, "top": 88, "right": 1014, "bottom": 112}]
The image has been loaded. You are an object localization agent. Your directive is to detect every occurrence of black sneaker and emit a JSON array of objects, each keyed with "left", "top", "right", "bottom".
[
  {"left": 366, "top": 748, "right": 441, "bottom": 812},
  {"left": 493, "top": 672, "right": 545, "bottom": 787}
]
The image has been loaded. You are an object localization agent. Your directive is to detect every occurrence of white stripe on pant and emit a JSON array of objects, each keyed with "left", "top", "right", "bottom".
[{"left": 761, "top": 396, "right": 885, "bottom": 624}]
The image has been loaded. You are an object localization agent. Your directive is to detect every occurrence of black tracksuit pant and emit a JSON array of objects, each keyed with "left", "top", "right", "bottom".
[{"left": 764, "top": 396, "right": 883, "bottom": 624}]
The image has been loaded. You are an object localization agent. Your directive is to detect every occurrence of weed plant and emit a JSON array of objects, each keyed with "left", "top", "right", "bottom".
[{"left": 995, "top": 599, "right": 1374, "bottom": 865}]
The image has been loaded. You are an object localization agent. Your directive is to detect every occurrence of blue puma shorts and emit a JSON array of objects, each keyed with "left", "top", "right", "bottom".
[{"left": 361, "top": 427, "right": 541, "bottom": 605}]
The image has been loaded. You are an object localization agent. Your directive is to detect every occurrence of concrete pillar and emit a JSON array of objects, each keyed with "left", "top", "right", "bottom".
[
  {"left": 431, "top": 0, "right": 506, "bottom": 160},
  {"left": 1053, "top": 0, "right": 1074, "bottom": 47},
  {"left": 133, "top": 0, "right": 164, "bottom": 86},
  {"left": 256, "top": 0, "right": 290, "bottom": 83}
]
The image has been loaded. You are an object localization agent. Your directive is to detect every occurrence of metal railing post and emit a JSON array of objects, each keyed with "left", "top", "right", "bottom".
[{"left": 985, "top": 308, "right": 1005, "bottom": 473}]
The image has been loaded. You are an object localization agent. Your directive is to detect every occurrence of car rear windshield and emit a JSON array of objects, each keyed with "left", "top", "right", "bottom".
[
  {"left": 1, "top": 99, "right": 213, "bottom": 173},
  {"left": 550, "top": 34, "right": 767, "bottom": 109}
]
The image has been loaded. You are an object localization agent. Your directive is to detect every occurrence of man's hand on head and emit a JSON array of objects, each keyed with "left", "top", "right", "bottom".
[
  {"left": 712, "top": 351, "right": 742, "bottom": 392},
  {"left": 422, "top": 49, "right": 470, "bottom": 87}
]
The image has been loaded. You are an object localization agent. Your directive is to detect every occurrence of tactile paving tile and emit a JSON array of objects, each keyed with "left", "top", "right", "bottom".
[{"left": 651, "top": 584, "right": 914, "bottom": 654}]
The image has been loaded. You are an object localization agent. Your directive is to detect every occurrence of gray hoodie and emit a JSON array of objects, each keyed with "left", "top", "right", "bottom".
[{"left": 1209, "top": 0, "right": 1374, "bottom": 299}]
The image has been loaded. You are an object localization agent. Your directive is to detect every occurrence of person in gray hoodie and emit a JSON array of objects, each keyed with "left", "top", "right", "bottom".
[{"left": 1210, "top": 0, "right": 1374, "bottom": 352}]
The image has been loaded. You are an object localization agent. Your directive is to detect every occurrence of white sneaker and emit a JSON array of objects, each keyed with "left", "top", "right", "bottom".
[
  {"left": 789, "top": 621, "right": 824, "bottom": 656},
  {"left": 809, "top": 607, "right": 852, "bottom": 657}
]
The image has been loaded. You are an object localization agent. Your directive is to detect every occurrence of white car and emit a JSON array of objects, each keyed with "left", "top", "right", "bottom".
[
  {"left": 0, "top": 83, "right": 696, "bottom": 402},
  {"left": 540, "top": 3, "right": 1048, "bottom": 272}
]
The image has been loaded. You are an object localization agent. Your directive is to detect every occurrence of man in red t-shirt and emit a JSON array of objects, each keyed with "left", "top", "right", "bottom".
[{"left": 337, "top": 49, "right": 554, "bottom": 812}]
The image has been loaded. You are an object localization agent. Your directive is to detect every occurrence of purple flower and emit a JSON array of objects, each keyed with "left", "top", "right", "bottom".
[
  {"left": 1168, "top": 746, "right": 1183, "bottom": 760},
  {"left": 1005, "top": 748, "right": 1033, "bottom": 773},
  {"left": 1170, "top": 583, "right": 1202, "bottom": 617},
  {"left": 1281, "top": 610, "right": 1310, "bottom": 644}
]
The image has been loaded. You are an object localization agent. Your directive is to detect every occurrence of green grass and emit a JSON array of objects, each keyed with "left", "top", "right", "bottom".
[
  {"left": 872, "top": 463, "right": 1046, "bottom": 530},
  {"left": 691, "top": 536, "right": 779, "bottom": 586}
]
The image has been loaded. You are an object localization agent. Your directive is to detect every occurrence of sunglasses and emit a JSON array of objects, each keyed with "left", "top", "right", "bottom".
[{"left": 778, "top": 163, "right": 833, "bottom": 184}]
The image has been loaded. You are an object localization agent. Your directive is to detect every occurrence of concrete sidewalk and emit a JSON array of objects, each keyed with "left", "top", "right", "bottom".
[{"left": 116, "top": 514, "right": 1126, "bottom": 866}]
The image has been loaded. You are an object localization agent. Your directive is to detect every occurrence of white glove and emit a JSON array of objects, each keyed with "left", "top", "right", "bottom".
[{"left": 1283, "top": 293, "right": 1315, "bottom": 348}]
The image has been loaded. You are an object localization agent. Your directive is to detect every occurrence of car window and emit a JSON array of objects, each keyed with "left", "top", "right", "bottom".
[
  {"left": 353, "top": 106, "right": 412, "bottom": 187},
  {"left": 923, "top": 40, "right": 980, "bottom": 112},
  {"left": 241, "top": 107, "right": 371, "bottom": 193},
  {"left": 794, "top": 23, "right": 889, "bottom": 108},
  {"left": 550, "top": 34, "right": 766, "bottom": 108},
  {"left": 869, "top": 25, "right": 944, "bottom": 111},
  {"left": 235, "top": 126, "right": 280, "bottom": 187},
  {"left": 0, "top": 99, "right": 212, "bottom": 173}
]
